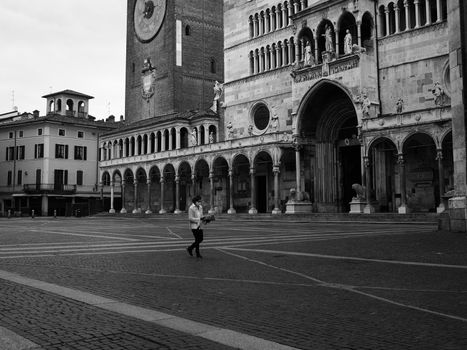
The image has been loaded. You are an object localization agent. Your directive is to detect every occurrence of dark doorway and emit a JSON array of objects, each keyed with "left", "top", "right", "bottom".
[
  {"left": 340, "top": 145, "right": 361, "bottom": 212},
  {"left": 256, "top": 175, "right": 267, "bottom": 213}
]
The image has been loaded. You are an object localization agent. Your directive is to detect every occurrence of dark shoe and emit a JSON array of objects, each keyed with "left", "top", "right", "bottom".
[
  {"left": 196, "top": 254, "right": 203, "bottom": 259},
  {"left": 187, "top": 247, "right": 193, "bottom": 256}
]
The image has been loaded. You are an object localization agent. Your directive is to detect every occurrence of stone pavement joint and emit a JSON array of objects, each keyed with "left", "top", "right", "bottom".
[
  {"left": 0, "top": 269, "right": 298, "bottom": 350},
  {"left": 0, "top": 325, "right": 41, "bottom": 350}
]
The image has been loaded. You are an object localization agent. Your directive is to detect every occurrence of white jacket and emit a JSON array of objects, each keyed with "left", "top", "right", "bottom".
[{"left": 188, "top": 203, "right": 203, "bottom": 229}]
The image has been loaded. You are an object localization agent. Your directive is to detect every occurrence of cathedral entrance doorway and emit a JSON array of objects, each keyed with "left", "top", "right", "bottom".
[{"left": 297, "top": 80, "right": 360, "bottom": 213}]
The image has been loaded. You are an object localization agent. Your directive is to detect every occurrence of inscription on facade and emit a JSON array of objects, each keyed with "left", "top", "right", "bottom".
[{"left": 292, "top": 55, "right": 360, "bottom": 83}]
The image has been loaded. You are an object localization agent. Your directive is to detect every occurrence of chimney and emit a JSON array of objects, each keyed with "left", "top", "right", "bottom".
[{"left": 33, "top": 110, "right": 40, "bottom": 118}]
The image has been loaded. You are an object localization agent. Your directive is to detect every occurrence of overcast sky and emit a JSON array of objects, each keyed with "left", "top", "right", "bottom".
[{"left": 0, "top": 0, "right": 127, "bottom": 120}]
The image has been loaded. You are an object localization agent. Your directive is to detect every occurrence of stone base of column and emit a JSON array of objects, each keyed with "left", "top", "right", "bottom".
[
  {"left": 120, "top": 208, "right": 127, "bottom": 214},
  {"left": 174, "top": 209, "right": 182, "bottom": 214},
  {"left": 159, "top": 209, "right": 167, "bottom": 214},
  {"left": 145, "top": 209, "right": 153, "bottom": 214},
  {"left": 227, "top": 208, "right": 236, "bottom": 214},
  {"left": 248, "top": 207, "right": 258, "bottom": 214},
  {"left": 272, "top": 208, "right": 281, "bottom": 215},
  {"left": 109, "top": 209, "right": 116, "bottom": 214},
  {"left": 398, "top": 204, "right": 410, "bottom": 214},
  {"left": 285, "top": 201, "right": 313, "bottom": 214},
  {"left": 208, "top": 208, "right": 216, "bottom": 214},
  {"left": 448, "top": 196, "right": 467, "bottom": 232},
  {"left": 132, "top": 208, "right": 141, "bottom": 214}
]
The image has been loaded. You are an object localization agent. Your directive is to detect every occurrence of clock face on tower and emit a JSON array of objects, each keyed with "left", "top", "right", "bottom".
[{"left": 134, "top": 0, "right": 167, "bottom": 43}]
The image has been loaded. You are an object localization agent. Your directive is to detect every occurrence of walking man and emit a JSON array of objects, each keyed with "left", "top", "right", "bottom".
[{"left": 187, "top": 195, "right": 204, "bottom": 258}]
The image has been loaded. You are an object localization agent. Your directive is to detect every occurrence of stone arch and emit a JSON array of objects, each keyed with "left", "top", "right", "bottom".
[
  {"left": 212, "top": 156, "right": 230, "bottom": 213},
  {"left": 194, "top": 158, "right": 210, "bottom": 199},
  {"left": 367, "top": 137, "right": 398, "bottom": 212},
  {"left": 316, "top": 19, "right": 335, "bottom": 63},
  {"left": 232, "top": 153, "right": 251, "bottom": 213},
  {"left": 163, "top": 164, "right": 176, "bottom": 212},
  {"left": 149, "top": 166, "right": 162, "bottom": 213},
  {"left": 296, "top": 79, "right": 360, "bottom": 212},
  {"left": 102, "top": 171, "right": 111, "bottom": 186},
  {"left": 178, "top": 161, "right": 193, "bottom": 211},
  {"left": 253, "top": 151, "right": 274, "bottom": 213},
  {"left": 402, "top": 132, "right": 438, "bottom": 212},
  {"left": 297, "top": 26, "right": 314, "bottom": 63},
  {"left": 361, "top": 11, "right": 375, "bottom": 54},
  {"left": 123, "top": 168, "right": 135, "bottom": 212}
]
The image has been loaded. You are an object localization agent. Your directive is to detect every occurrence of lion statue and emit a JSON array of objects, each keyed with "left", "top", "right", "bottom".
[{"left": 351, "top": 183, "right": 366, "bottom": 200}]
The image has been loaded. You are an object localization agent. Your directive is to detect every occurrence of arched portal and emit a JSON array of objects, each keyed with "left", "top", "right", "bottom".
[
  {"left": 232, "top": 154, "right": 251, "bottom": 213},
  {"left": 212, "top": 157, "right": 229, "bottom": 213},
  {"left": 163, "top": 164, "right": 176, "bottom": 212},
  {"left": 194, "top": 159, "right": 210, "bottom": 205},
  {"left": 135, "top": 168, "right": 147, "bottom": 212},
  {"left": 297, "top": 80, "right": 360, "bottom": 212},
  {"left": 178, "top": 162, "right": 192, "bottom": 211},
  {"left": 123, "top": 169, "right": 135, "bottom": 212},
  {"left": 368, "top": 138, "right": 398, "bottom": 212},
  {"left": 149, "top": 166, "right": 161, "bottom": 212},
  {"left": 253, "top": 151, "right": 273, "bottom": 213},
  {"left": 402, "top": 133, "right": 437, "bottom": 212}
]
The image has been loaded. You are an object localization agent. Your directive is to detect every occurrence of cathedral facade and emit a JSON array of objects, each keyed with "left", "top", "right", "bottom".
[{"left": 99, "top": 0, "right": 467, "bottom": 228}]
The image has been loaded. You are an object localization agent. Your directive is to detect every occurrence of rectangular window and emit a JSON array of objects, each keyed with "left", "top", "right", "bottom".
[
  {"left": 17, "top": 170, "right": 22, "bottom": 185},
  {"left": 176, "top": 19, "right": 182, "bottom": 66},
  {"left": 7, "top": 171, "right": 12, "bottom": 185},
  {"left": 78, "top": 131, "right": 84, "bottom": 138},
  {"left": 34, "top": 144, "right": 44, "bottom": 158},
  {"left": 77, "top": 170, "right": 83, "bottom": 186},
  {"left": 16, "top": 145, "right": 25, "bottom": 160},
  {"left": 58, "top": 129, "right": 65, "bottom": 136},
  {"left": 9, "top": 132, "right": 13, "bottom": 139},
  {"left": 6, "top": 146, "right": 15, "bottom": 161},
  {"left": 74, "top": 146, "right": 87, "bottom": 160},
  {"left": 55, "top": 144, "right": 68, "bottom": 159},
  {"left": 38, "top": 128, "right": 43, "bottom": 135},
  {"left": 19, "top": 131, "right": 23, "bottom": 137}
]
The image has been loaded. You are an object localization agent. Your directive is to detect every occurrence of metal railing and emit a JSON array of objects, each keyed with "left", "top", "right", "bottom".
[{"left": 23, "top": 183, "right": 77, "bottom": 194}]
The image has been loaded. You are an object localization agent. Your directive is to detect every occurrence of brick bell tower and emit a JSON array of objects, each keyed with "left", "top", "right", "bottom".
[{"left": 125, "top": 0, "right": 224, "bottom": 123}]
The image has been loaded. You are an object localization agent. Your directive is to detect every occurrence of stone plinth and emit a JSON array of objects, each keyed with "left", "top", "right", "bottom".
[
  {"left": 285, "top": 201, "right": 313, "bottom": 214},
  {"left": 349, "top": 199, "right": 365, "bottom": 214}
]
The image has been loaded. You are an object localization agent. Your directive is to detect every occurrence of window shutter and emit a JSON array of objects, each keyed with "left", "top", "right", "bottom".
[
  {"left": 84, "top": 147, "right": 87, "bottom": 160},
  {"left": 55, "top": 144, "right": 59, "bottom": 158},
  {"left": 34, "top": 144, "right": 37, "bottom": 159},
  {"left": 64, "top": 170, "right": 68, "bottom": 185},
  {"left": 65, "top": 145, "right": 69, "bottom": 159}
]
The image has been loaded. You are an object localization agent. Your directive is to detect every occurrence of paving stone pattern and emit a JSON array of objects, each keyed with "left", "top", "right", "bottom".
[{"left": 0, "top": 280, "right": 232, "bottom": 350}]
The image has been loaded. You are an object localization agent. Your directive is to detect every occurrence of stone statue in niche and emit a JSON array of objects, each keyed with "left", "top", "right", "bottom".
[
  {"left": 360, "top": 91, "right": 371, "bottom": 118},
  {"left": 304, "top": 42, "right": 313, "bottom": 66},
  {"left": 191, "top": 128, "right": 197, "bottom": 146},
  {"left": 323, "top": 24, "right": 334, "bottom": 52},
  {"left": 226, "top": 121, "right": 234, "bottom": 139},
  {"left": 209, "top": 131, "right": 214, "bottom": 144},
  {"left": 431, "top": 82, "right": 446, "bottom": 106},
  {"left": 344, "top": 29, "right": 353, "bottom": 55},
  {"left": 396, "top": 98, "right": 404, "bottom": 114}
]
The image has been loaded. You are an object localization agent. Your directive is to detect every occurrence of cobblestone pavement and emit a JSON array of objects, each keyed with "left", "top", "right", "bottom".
[{"left": 0, "top": 216, "right": 466, "bottom": 349}]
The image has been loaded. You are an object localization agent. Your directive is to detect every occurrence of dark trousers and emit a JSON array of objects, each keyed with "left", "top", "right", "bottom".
[{"left": 189, "top": 228, "right": 204, "bottom": 256}]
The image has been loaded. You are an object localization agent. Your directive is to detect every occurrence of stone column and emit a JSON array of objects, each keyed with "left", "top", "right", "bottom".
[
  {"left": 294, "top": 0, "right": 299, "bottom": 14},
  {"left": 385, "top": 8, "right": 390, "bottom": 35},
  {"left": 161, "top": 131, "right": 166, "bottom": 152},
  {"left": 295, "top": 39, "right": 300, "bottom": 63},
  {"left": 109, "top": 181, "right": 115, "bottom": 213},
  {"left": 204, "top": 127, "right": 210, "bottom": 145},
  {"left": 248, "top": 167, "right": 258, "bottom": 214},
  {"left": 300, "top": 0, "right": 305, "bottom": 9},
  {"left": 159, "top": 177, "right": 166, "bottom": 214},
  {"left": 425, "top": 0, "right": 432, "bottom": 25},
  {"left": 395, "top": 6, "right": 401, "bottom": 33},
  {"left": 282, "top": 44, "right": 288, "bottom": 65},
  {"left": 295, "top": 144, "right": 302, "bottom": 194},
  {"left": 176, "top": 129, "right": 181, "bottom": 149},
  {"left": 276, "top": 46, "right": 281, "bottom": 67},
  {"left": 191, "top": 174, "right": 197, "bottom": 196},
  {"left": 276, "top": 9, "right": 281, "bottom": 29},
  {"left": 132, "top": 180, "right": 139, "bottom": 214},
  {"left": 228, "top": 168, "right": 236, "bottom": 214},
  {"left": 405, "top": 1, "right": 411, "bottom": 29},
  {"left": 145, "top": 179, "right": 152, "bottom": 214},
  {"left": 314, "top": 38, "right": 319, "bottom": 62},
  {"left": 174, "top": 175, "right": 182, "bottom": 214},
  {"left": 282, "top": 7, "right": 287, "bottom": 28},
  {"left": 414, "top": 0, "right": 421, "bottom": 28},
  {"left": 260, "top": 14, "right": 264, "bottom": 36},
  {"left": 357, "top": 21, "right": 362, "bottom": 47},
  {"left": 272, "top": 165, "right": 281, "bottom": 214},
  {"left": 209, "top": 171, "right": 216, "bottom": 214},
  {"left": 436, "top": 0, "right": 442, "bottom": 22},
  {"left": 335, "top": 29, "right": 340, "bottom": 58},
  {"left": 120, "top": 180, "right": 127, "bottom": 213},
  {"left": 436, "top": 150, "right": 446, "bottom": 213},
  {"left": 397, "top": 154, "right": 408, "bottom": 214},
  {"left": 288, "top": 1, "right": 294, "bottom": 17},
  {"left": 254, "top": 18, "right": 258, "bottom": 37},
  {"left": 363, "top": 157, "right": 375, "bottom": 213}
]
